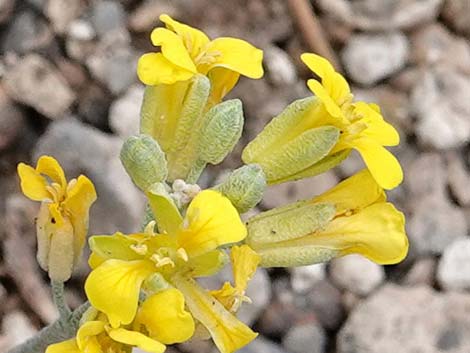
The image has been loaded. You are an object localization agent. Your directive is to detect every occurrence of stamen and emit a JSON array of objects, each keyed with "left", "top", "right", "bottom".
[
  {"left": 177, "top": 248, "right": 189, "bottom": 262},
  {"left": 144, "top": 221, "right": 157, "bottom": 235},
  {"left": 130, "top": 244, "right": 148, "bottom": 255}
]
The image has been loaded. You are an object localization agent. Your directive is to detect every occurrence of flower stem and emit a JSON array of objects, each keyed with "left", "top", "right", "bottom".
[{"left": 51, "top": 280, "right": 71, "bottom": 320}]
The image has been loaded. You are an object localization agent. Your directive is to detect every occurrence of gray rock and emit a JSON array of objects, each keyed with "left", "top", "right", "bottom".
[
  {"left": 290, "top": 264, "right": 326, "bottom": 294},
  {"left": 0, "top": 0, "right": 15, "bottom": 24},
  {"left": 2, "top": 311, "right": 37, "bottom": 349},
  {"left": 4, "top": 54, "right": 75, "bottom": 119},
  {"left": 198, "top": 263, "right": 272, "bottom": 326},
  {"left": 403, "top": 257, "right": 437, "bottom": 286},
  {"left": 437, "top": 238, "right": 470, "bottom": 290},
  {"left": 342, "top": 32, "right": 409, "bottom": 86},
  {"left": 77, "top": 83, "right": 112, "bottom": 129},
  {"left": 66, "top": 19, "right": 96, "bottom": 63},
  {"left": 411, "top": 24, "right": 470, "bottom": 73},
  {"left": 338, "top": 285, "right": 470, "bottom": 353},
  {"left": 1, "top": 10, "right": 53, "bottom": 54},
  {"left": 306, "top": 279, "right": 345, "bottom": 330},
  {"left": 90, "top": 0, "right": 126, "bottom": 37},
  {"left": 0, "top": 88, "right": 26, "bottom": 151},
  {"left": 404, "top": 153, "right": 446, "bottom": 200},
  {"left": 442, "top": 0, "right": 470, "bottom": 37},
  {"left": 408, "top": 195, "right": 468, "bottom": 255},
  {"left": 238, "top": 336, "right": 289, "bottom": 353},
  {"left": 447, "top": 153, "right": 470, "bottom": 206},
  {"left": 46, "top": 0, "right": 84, "bottom": 34},
  {"left": 109, "top": 85, "right": 144, "bottom": 138},
  {"left": 411, "top": 66, "right": 470, "bottom": 149},
  {"left": 264, "top": 46, "right": 298, "bottom": 87},
  {"left": 86, "top": 29, "right": 139, "bottom": 94},
  {"left": 330, "top": 255, "right": 385, "bottom": 296},
  {"left": 129, "top": 0, "right": 179, "bottom": 32},
  {"left": 318, "top": 0, "right": 443, "bottom": 31},
  {"left": 34, "top": 118, "right": 145, "bottom": 234},
  {"left": 282, "top": 322, "right": 326, "bottom": 353}
]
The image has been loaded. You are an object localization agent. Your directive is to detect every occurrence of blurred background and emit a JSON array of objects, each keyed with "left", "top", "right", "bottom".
[{"left": 1, "top": 0, "right": 470, "bottom": 352}]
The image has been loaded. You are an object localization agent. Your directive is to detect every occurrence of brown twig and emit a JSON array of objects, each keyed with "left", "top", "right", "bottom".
[{"left": 287, "top": 0, "right": 342, "bottom": 72}]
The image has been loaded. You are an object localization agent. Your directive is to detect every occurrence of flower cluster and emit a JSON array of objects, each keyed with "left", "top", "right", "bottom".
[{"left": 16, "top": 14, "right": 408, "bottom": 353}]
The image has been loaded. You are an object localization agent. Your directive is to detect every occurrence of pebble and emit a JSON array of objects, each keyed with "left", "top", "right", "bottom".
[
  {"left": 90, "top": 0, "right": 126, "bottom": 37},
  {"left": 77, "top": 83, "right": 113, "bottom": 130},
  {"left": 437, "top": 238, "right": 470, "bottom": 290},
  {"left": 338, "top": 284, "right": 470, "bottom": 353},
  {"left": 0, "top": 0, "right": 15, "bottom": 24},
  {"left": 46, "top": 0, "right": 84, "bottom": 34},
  {"left": 128, "top": 0, "right": 179, "bottom": 32},
  {"left": 282, "top": 322, "right": 326, "bottom": 353},
  {"left": 411, "top": 65, "right": 470, "bottom": 149},
  {"left": 404, "top": 153, "right": 447, "bottom": 200},
  {"left": 238, "top": 336, "right": 289, "bottom": 353},
  {"left": 0, "top": 88, "right": 26, "bottom": 152},
  {"left": 306, "top": 279, "right": 345, "bottom": 330},
  {"left": 318, "top": 0, "right": 443, "bottom": 31},
  {"left": 290, "top": 264, "right": 326, "bottom": 294},
  {"left": 86, "top": 29, "right": 139, "bottom": 94},
  {"left": 403, "top": 257, "right": 437, "bottom": 286},
  {"left": 34, "top": 118, "right": 145, "bottom": 234},
  {"left": 109, "top": 85, "right": 144, "bottom": 138},
  {"left": 342, "top": 32, "right": 409, "bottom": 86},
  {"left": 447, "top": 152, "right": 470, "bottom": 206},
  {"left": 442, "top": 0, "right": 470, "bottom": 37},
  {"left": 2, "top": 311, "right": 37, "bottom": 349},
  {"left": 1, "top": 10, "right": 53, "bottom": 54},
  {"left": 408, "top": 195, "right": 468, "bottom": 255},
  {"left": 4, "top": 54, "right": 75, "bottom": 119},
  {"left": 264, "top": 46, "right": 298, "bottom": 87},
  {"left": 329, "top": 255, "right": 385, "bottom": 296}
]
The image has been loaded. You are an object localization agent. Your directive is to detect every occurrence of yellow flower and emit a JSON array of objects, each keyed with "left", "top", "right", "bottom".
[
  {"left": 85, "top": 190, "right": 257, "bottom": 353},
  {"left": 301, "top": 53, "right": 403, "bottom": 189},
  {"left": 17, "top": 156, "right": 96, "bottom": 281},
  {"left": 138, "top": 14, "right": 263, "bottom": 103},
  {"left": 242, "top": 54, "right": 403, "bottom": 190},
  {"left": 246, "top": 169, "right": 409, "bottom": 267},
  {"left": 46, "top": 290, "right": 193, "bottom": 353},
  {"left": 211, "top": 245, "right": 260, "bottom": 313}
]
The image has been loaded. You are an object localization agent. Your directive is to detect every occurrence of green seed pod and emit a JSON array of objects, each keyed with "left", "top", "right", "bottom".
[
  {"left": 213, "top": 164, "right": 266, "bottom": 213},
  {"left": 246, "top": 201, "right": 335, "bottom": 246},
  {"left": 120, "top": 134, "right": 168, "bottom": 191},
  {"left": 242, "top": 97, "right": 345, "bottom": 185},
  {"left": 198, "top": 99, "right": 244, "bottom": 164}
]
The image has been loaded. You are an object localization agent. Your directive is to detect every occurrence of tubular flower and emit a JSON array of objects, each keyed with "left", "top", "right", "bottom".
[
  {"left": 246, "top": 169, "right": 409, "bottom": 267},
  {"left": 85, "top": 190, "right": 257, "bottom": 353},
  {"left": 46, "top": 293, "right": 193, "bottom": 353},
  {"left": 242, "top": 54, "right": 402, "bottom": 190},
  {"left": 137, "top": 14, "right": 263, "bottom": 103},
  {"left": 17, "top": 156, "right": 96, "bottom": 281}
]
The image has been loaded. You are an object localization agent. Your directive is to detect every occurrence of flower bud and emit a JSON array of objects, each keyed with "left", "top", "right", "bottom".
[
  {"left": 120, "top": 134, "right": 168, "bottom": 191},
  {"left": 213, "top": 164, "right": 266, "bottom": 213},
  {"left": 242, "top": 97, "right": 348, "bottom": 185}
]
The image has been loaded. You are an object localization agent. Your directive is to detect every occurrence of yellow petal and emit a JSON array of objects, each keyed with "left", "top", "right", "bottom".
[
  {"left": 201, "top": 37, "right": 264, "bottom": 79},
  {"left": 63, "top": 175, "right": 97, "bottom": 265},
  {"left": 88, "top": 251, "right": 106, "bottom": 269},
  {"left": 150, "top": 27, "right": 197, "bottom": 73},
  {"left": 36, "top": 156, "right": 67, "bottom": 192},
  {"left": 136, "top": 288, "right": 195, "bottom": 344},
  {"left": 177, "top": 190, "right": 247, "bottom": 257},
  {"left": 231, "top": 245, "right": 260, "bottom": 292},
  {"left": 351, "top": 138, "right": 403, "bottom": 190},
  {"left": 159, "top": 14, "right": 210, "bottom": 58},
  {"left": 185, "top": 249, "right": 229, "bottom": 277},
  {"left": 76, "top": 321, "right": 105, "bottom": 351},
  {"left": 17, "top": 163, "right": 50, "bottom": 201},
  {"left": 314, "top": 202, "right": 408, "bottom": 264},
  {"left": 173, "top": 275, "right": 258, "bottom": 353},
  {"left": 46, "top": 339, "right": 80, "bottom": 353},
  {"left": 137, "top": 52, "right": 194, "bottom": 86},
  {"left": 84, "top": 259, "right": 154, "bottom": 328},
  {"left": 108, "top": 328, "right": 166, "bottom": 353},
  {"left": 353, "top": 102, "right": 400, "bottom": 146},
  {"left": 312, "top": 169, "right": 386, "bottom": 215},
  {"left": 211, "top": 282, "right": 238, "bottom": 311},
  {"left": 207, "top": 67, "right": 240, "bottom": 105},
  {"left": 307, "top": 79, "right": 343, "bottom": 119}
]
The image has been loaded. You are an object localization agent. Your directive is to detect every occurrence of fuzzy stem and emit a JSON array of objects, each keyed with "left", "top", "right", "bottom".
[{"left": 51, "top": 281, "right": 71, "bottom": 320}]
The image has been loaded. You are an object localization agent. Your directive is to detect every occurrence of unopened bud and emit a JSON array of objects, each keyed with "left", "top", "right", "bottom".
[
  {"left": 120, "top": 134, "right": 167, "bottom": 191},
  {"left": 213, "top": 164, "right": 266, "bottom": 213}
]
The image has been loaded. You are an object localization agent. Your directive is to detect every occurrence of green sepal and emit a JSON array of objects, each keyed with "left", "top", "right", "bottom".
[
  {"left": 257, "top": 246, "right": 338, "bottom": 267},
  {"left": 246, "top": 201, "right": 336, "bottom": 246},
  {"left": 120, "top": 134, "right": 168, "bottom": 191},
  {"left": 146, "top": 182, "right": 183, "bottom": 234},
  {"left": 213, "top": 164, "right": 266, "bottom": 213}
]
